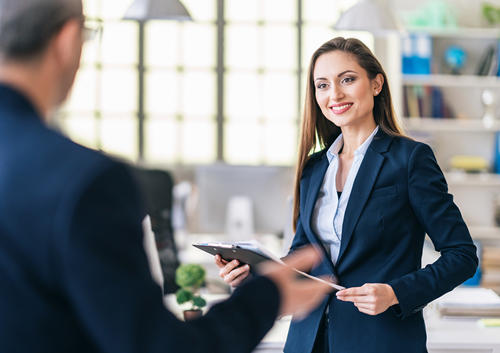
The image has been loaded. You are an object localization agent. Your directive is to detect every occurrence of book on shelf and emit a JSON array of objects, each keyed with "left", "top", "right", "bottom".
[
  {"left": 482, "top": 246, "right": 500, "bottom": 295},
  {"left": 402, "top": 34, "right": 432, "bottom": 75},
  {"left": 494, "top": 132, "right": 500, "bottom": 174},
  {"left": 403, "top": 85, "right": 453, "bottom": 119},
  {"left": 476, "top": 45, "right": 497, "bottom": 76}
]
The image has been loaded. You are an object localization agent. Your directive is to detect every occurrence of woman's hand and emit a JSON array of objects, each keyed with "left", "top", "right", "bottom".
[
  {"left": 214, "top": 255, "right": 252, "bottom": 288},
  {"left": 335, "top": 283, "right": 399, "bottom": 315}
]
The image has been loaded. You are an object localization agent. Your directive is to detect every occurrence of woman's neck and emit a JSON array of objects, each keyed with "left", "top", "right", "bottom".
[{"left": 340, "top": 121, "right": 377, "bottom": 158}]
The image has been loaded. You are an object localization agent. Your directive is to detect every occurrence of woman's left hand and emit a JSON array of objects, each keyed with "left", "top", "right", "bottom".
[{"left": 335, "top": 283, "right": 399, "bottom": 315}]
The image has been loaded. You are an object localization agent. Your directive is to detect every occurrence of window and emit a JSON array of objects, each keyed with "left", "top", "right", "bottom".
[{"left": 59, "top": 0, "right": 373, "bottom": 166}]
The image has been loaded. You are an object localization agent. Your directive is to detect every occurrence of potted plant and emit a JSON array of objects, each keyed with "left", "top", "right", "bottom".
[{"left": 175, "top": 263, "right": 207, "bottom": 321}]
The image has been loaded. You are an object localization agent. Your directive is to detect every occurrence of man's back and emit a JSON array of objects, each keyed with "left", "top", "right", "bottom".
[
  {"left": 0, "top": 84, "right": 127, "bottom": 351},
  {"left": 0, "top": 84, "right": 285, "bottom": 353}
]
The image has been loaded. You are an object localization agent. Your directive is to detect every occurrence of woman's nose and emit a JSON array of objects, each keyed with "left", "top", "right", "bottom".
[{"left": 329, "top": 85, "right": 344, "bottom": 101}]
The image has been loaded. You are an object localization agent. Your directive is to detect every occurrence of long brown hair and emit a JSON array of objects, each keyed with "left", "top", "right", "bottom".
[{"left": 293, "top": 37, "right": 407, "bottom": 231}]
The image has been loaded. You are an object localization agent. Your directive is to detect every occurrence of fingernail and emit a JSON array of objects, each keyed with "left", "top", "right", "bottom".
[{"left": 244, "top": 265, "right": 250, "bottom": 269}]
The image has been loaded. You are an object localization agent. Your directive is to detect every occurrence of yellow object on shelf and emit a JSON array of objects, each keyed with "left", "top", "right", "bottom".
[
  {"left": 449, "top": 155, "right": 489, "bottom": 172},
  {"left": 478, "top": 318, "right": 500, "bottom": 327}
]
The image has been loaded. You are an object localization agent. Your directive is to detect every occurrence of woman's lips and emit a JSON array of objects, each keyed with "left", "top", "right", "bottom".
[{"left": 330, "top": 103, "right": 353, "bottom": 115}]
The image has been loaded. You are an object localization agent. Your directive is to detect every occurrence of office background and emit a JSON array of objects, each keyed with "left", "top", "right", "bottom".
[{"left": 52, "top": 0, "right": 500, "bottom": 297}]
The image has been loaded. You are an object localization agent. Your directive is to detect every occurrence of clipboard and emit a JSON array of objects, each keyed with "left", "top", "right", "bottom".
[
  {"left": 193, "top": 243, "right": 271, "bottom": 266},
  {"left": 193, "top": 240, "right": 345, "bottom": 292}
]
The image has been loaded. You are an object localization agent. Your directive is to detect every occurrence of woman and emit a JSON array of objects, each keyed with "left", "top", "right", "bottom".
[{"left": 215, "top": 37, "right": 478, "bottom": 353}]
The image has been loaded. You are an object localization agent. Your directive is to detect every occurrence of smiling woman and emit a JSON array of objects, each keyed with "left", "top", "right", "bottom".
[{"left": 283, "top": 37, "right": 478, "bottom": 353}]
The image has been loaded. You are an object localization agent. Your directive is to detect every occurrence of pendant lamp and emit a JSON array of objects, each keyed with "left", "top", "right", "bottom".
[
  {"left": 124, "top": 0, "right": 192, "bottom": 21},
  {"left": 334, "top": 0, "right": 400, "bottom": 35},
  {"left": 123, "top": 0, "right": 192, "bottom": 161}
]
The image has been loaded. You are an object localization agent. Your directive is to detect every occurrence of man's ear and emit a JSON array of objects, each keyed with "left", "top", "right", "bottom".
[{"left": 51, "top": 19, "right": 82, "bottom": 69}]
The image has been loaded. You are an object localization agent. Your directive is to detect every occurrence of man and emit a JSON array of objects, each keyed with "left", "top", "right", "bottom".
[{"left": 0, "top": 0, "right": 333, "bottom": 352}]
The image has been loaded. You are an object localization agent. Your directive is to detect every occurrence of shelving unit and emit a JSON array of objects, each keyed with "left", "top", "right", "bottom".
[
  {"left": 468, "top": 226, "right": 500, "bottom": 241},
  {"left": 403, "top": 74, "right": 500, "bottom": 88},
  {"left": 405, "top": 27, "right": 500, "bottom": 39},
  {"left": 445, "top": 172, "right": 500, "bottom": 187},
  {"left": 399, "top": 29, "right": 500, "bottom": 290},
  {"left": 403, "top": 117, "right": 500, "bottom": 132}
]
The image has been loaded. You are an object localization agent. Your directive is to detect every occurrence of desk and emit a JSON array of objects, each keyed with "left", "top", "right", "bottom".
[
  {"left": 255, "top": 311, "right": 500, "bottom": 353},
  {"left": 164, "top": 295, "right": 500, "bottom": 353}
]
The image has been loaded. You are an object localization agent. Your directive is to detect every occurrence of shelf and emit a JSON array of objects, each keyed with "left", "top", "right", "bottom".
[
  {"left": 445, "top": 172, "right": 500, "bottom": 186},
  {"left": 402, "top": 118, "right": 500, "bottom": 132},
  {"left": 403, "top": 74, "right": 500, "bottom": 88},
  {"left": 405, "top": 27, "right": 500, "bottom": 38}
]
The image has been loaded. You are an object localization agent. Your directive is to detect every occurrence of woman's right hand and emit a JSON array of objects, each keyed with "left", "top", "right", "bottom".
[{"left": 214, "top": 255, "right": 252, "bottom": 287}]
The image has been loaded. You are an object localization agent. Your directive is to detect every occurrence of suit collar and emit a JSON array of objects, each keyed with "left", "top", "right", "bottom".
[
  {"left": 301, "top": 153, "right": 334, "bottom": 271},
  {"left": 336, "top": 129, "right": 393, "bottom": 264},
  {"left": 369, "top": 127, "right": 392, "bottom": 154},
  {"left": 300, "top": 129, "right": 394, "bottom": 271},
  {"left": 0, "top": 84, "right": 41, "bottom": 121}
]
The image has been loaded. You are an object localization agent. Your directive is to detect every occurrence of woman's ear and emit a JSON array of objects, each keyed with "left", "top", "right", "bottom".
[{"left": 372, "top": 73, "right": 384, "bottom": 96}]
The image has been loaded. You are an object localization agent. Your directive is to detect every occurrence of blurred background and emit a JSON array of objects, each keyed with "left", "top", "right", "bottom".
[{"left": 52, "top": 0, "right": 500, "bottom": 298}]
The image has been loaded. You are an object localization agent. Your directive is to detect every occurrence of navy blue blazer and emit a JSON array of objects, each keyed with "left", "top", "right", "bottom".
[
  {"left": 284, "top": 129, "right": 478, "bottom": 353},
  {"left": 0, "top": 84, "right": 280, "bottom": 353}
]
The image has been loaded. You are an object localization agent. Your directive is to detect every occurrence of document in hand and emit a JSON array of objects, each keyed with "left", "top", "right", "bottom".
[{"left": 193, "top": 239, "right": 345, "bottom": 291}]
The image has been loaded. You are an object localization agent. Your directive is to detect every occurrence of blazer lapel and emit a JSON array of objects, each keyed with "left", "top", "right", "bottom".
[
  {"left": 336, "top": 130, "right": 393, "bottom": 264},
  {"left": 302, "top": 154, "right": 332, "bottom": 264}
]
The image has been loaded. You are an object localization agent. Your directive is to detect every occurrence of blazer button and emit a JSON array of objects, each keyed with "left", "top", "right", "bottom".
[{"left": 330, "top": 275, "right": 338, "bottom": 284}]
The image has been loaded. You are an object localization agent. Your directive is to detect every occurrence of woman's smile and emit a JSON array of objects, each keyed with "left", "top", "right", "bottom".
[{"left": 330, "top": 102, "right": 353, "bottom": 115}]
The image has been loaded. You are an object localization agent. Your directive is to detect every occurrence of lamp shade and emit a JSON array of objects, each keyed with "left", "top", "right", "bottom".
[
  {"left": 334, "top": 0, "right": 399, "bottom": 34},
  {"left": 124, "top": 0, "right": 192, "bottom": 21}
]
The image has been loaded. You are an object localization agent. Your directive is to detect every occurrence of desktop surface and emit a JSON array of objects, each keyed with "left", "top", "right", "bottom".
[{"left": 164, "top": 294, "right": 500, "bottom": 353}]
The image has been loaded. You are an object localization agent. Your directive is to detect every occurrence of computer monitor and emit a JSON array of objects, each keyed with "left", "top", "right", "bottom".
[{"left": 194, "top": 164, "right": 294, "bottom": 236}]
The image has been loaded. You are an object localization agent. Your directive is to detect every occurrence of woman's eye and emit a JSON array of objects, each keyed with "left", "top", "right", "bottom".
[
  {"left": 316, "top": 83, "right": 327, "bottom": 89},
  {"left": 341, "top": 77, "right": 355, "bottom": 84}
]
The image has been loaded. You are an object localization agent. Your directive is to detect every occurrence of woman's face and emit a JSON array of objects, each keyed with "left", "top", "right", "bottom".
[{"left": 313, "top": 50, "right": 382, "bottom": 131}]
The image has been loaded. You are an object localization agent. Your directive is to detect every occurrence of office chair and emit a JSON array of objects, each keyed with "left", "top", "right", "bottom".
[{"left": 128, "top": 166, "right": 180, "bottom": 294}]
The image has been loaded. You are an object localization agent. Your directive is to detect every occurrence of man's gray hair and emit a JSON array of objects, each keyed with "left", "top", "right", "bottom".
[{"left": 0, "top": 0, "right": 83, "bottom": 60}]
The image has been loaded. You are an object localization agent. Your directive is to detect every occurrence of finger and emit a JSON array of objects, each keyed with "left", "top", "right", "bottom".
[
  {"left": 218, "top": 259, "right": 240, "bottom": 277},
  {"left": 214, "top": 255, "right": 228, "bottom": 269},
  {"left": 337, "top": 294, "right": 375, "bottom": 303},
  {"left": 229, "top": 271, "right": 252, "bottom": 287},
  {"left": 354, "top": 302, "right": 376, "bottom": 311},
  {"left": 336, "top": 286, "right": 368, "bottom": 297},
  {"left": 224, "top": 265, "right": 250, "bottom": 284}
]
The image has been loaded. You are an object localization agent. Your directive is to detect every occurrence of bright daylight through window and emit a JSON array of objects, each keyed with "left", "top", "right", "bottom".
[{"left": 58, "top": 0, "right": 369, "bottom": 166}]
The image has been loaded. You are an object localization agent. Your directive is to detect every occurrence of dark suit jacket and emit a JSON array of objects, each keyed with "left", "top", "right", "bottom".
[
  {"left": 284, "top": 129, "right": 478, "bottom": 353},
  {"left": 0, "top": 84, "right": 279, "bottom": 353}
]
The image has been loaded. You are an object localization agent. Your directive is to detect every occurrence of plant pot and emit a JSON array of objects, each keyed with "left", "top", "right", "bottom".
[{"left": 183, "top": 309, "right": 203, "bottom": 321}]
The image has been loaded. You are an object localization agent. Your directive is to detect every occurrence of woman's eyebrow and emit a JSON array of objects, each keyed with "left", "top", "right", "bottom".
[
  {"left": 314, "top": 70, "right": 358, "bottom": 82},
  {"left": 338, "top": 70, "right": 357, "bottom": 77}
]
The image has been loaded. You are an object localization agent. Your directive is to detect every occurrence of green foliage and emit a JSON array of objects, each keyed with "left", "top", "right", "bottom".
[
  {"left": 483, "top": 3, "right": 500, "bottom": 25},
  {"left": 175, "top": 264, "right": 206, "bottom": 288},
  {"left": 175, "top": 289, "right": 192, "bottom": 305},
  {"left": 175, "top": 263, "right": 207, "bottom": 310},
  {"left": 191, "top": 296, "right": 207, "bottom": 310}
]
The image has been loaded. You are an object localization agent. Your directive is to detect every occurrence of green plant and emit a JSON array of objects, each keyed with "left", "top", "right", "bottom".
[
  {"left": 483, "top": 3, "right": 500, "bottom": 25},
  {"left": 175, "top": 264, "right": 207, "bottom": 311}
]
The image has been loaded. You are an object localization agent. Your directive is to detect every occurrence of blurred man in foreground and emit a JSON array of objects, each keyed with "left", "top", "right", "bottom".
[{"left": 0, "top": 0, "right": 333, "bottom": 352}]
